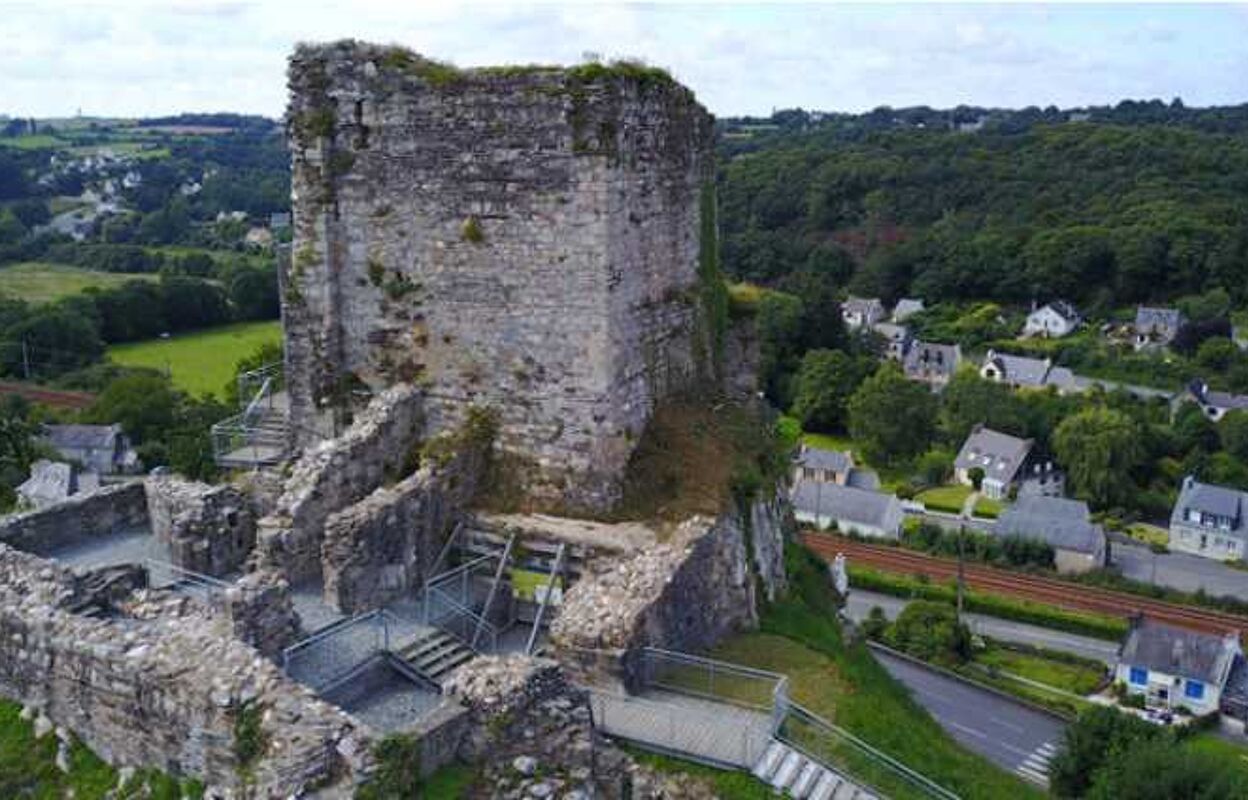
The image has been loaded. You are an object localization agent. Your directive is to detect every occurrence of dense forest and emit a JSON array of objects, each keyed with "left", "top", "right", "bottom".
[{"left": 718, "top": 102, "right": 1248, "bottom": 309}]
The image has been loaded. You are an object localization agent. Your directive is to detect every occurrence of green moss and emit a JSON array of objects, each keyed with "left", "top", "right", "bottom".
[
  {"left": 327, "top": 150, "right": 355, "bottom": 177},
  {"left": 567, "top": 59, "right": 675, "bottom": 90},
  {"left": 298, "top": 107, "right": 335, "bottom": 140},
  {"left": 460, "top": 216, "right": 485, "bottom": 244},
  {"left": 383, "top": 272, "right": 420, "bottom": 300},
  {"left": 367, "top": 257, "right": 385, "bottom": 287},
  {"left": 377, "top": 47, "right": 462, "bottom": 87},
  {"left": 232, "top": 700, "right": 268, "bottom": 776}
]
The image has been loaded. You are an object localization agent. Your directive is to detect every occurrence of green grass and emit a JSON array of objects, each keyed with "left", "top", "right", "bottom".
[
  {"left": 975, "top": 643, "right": 1105, "bottom": 695},
  {"left": 0, "top": 135, "right": 66, "bottom": 150},
  {"left": 972, "top": 496, "right": 1003, "bottom": 518},
  {"left": 0, "top": 262, "right": 158, "bottom": 305},
  {"left": 422, "top": 762, "right": 477, "bottom": 797},
  {"left": 915, "top": 484, "right": 973, "bottom": 514},
  {"left": 0, "top": 699, "right": 199, "bottom": 798},
  {"left": 709, "top": 546, "right": 1045, "bottom": 800},
  {"left": 797, "top": 428, "right": 907, "bottom": 493},
  {"left": 801, "top": 430, "right": 856, "bottom": 453},
  {"left": 106, "top": 320, "right": 282, "bottom": 398},
  {"left": 625, "top": 746, "right": 775, "bottom": 798},
  {"left": 1126, "top": 522, "right": 1169, "bottom": 548},
  {"left": 1184, "top": 734, "right": 1248, "bottom": 779}
]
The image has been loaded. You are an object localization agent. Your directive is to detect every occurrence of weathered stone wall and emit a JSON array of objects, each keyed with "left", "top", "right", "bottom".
[
  {"left": 0, "top": 544, "right": 371, "bottom": 796},
  {"left": 146, "top": 477, "right": 255, "bottom": 577},
  {"left": 0, "top": 481, "right": 147, "bottom": 556},
  {"left": 549, "top": 495, "right": 788, "bottom": 660},
  {"left": 254, "top": 383, "right": 424, "bottom": 582},
  {"left": 224, "top": 569, "right": 300, "bottom": 658},
  {"left": 284, "top": 41, "right": 715, "bottom": 512}
]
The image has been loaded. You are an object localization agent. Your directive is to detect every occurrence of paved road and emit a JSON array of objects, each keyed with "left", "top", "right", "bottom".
[
  {"left": 845, "top": 590, "right": 1120, "bottom": 665},
  {"left": 1113, "top": 541, "right": 1248, "bottom": 601},
  {"left": 872, "top": 648, "right": 1066, "bottom": 787}
]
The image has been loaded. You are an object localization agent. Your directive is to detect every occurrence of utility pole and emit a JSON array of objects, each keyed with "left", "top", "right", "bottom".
[
  {"left": 21, "top": 339, "right": 30, "bottom": 381},
  {"left": 956, "top": 523, "right": 966, "bottom": 621}
]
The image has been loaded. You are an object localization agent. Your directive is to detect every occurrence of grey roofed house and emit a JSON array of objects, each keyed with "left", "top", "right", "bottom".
[
  {"left": 903, "top": 341, "right": 961, "bottom": 386},
  {"left": 1135, "top": 306, "right": 1184, "bottom": 335},
  {"left": 1184, "top": 380, "right": 1248, "bottom": 422},
  {"left": 892, "top": 298, "right": 925, "bottom": 322},
  {"left": 845, "top": 468, "right": 880, "bottom": 491},
  {"left": 41, "top": 423, "right": 138, "bottom": 476},
  {"left": 1119, "top": 617, "right": 1238, "bottom": 687},
  {"left": 997, "top": 495, "right": 1104, "bottom": 555},
  {"left": 795, "top": 447, "right": 852, "bottom": 475},
  {"left": 980, "top": 350, "right": 1052, "bottom": 388},
  {"left": 953, "top": 424, "right": 1033, "bottom": 497},
  {"left": 1168, "top": 475, "right": 1248, "bottom": 561},
  {"left": 790, "top": 481, "right": 902, "bottom": 538}
]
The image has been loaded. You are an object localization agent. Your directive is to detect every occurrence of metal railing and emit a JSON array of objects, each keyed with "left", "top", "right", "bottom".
[
  {"left": 525, "top": 542, "right": 566, "bottom": 655},
  {"left": 640, "top": 647, "right": 788, "bottom": 713},
  {"left": 776, "top": 699, "right": 962, "bottom": 800},
  {"left": 471, "top": 532, "right": 515, "bottom": 649},
  {"left": 144, "top": 558, "right": 234, "bottom": 608},
  {"left": 420, "top": 554, "right": 494, "bottom": 621},
  {"left": 282, "top": 609, "right": 396, "bottom": 694},
  {"left": 425, "top": 584, "right": 498, "bottom": 654},
  {"left": 212, "top": 362, "right": 288, "bottom": 467},
  {"left": 236, "top": 362, "right": 283, "bottom": 411}
]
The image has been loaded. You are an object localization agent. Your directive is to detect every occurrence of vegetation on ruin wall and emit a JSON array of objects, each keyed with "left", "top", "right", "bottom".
[
  {"left": 697, "top": 181, "right": 730, "bottom": 381},
  {"left": 0, "top": 699, "right": 204, "bottom": 799},
  {"left": 355, "top": 733, "right": 477, "bottom": 799},
  {"left": 615, "top": 399, "right": 793, "bottom": 524}
]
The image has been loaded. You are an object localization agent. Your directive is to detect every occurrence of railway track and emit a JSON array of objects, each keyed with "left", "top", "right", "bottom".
[
  {"left": 0, "top": 382, "right": 95, "bottom": 409},
  {"left": 803, "top": 531, "right": 1248, "bottom": 636}
]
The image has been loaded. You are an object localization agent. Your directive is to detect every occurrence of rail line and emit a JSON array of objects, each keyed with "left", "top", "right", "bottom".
[
  {"left": 803, "top": 531, "right": 1248, "bottom": 636},
  {"left": 0, "top": 382, "right": 95, "bottom": 409}
]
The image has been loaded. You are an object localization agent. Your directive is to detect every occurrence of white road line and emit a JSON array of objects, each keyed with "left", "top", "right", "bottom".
[
  {"left": 1016, "top": 765, "right": 1049, "bottom": 785},
  {"left": 947, "top": 721, "right": 988, "bottom": 739}
]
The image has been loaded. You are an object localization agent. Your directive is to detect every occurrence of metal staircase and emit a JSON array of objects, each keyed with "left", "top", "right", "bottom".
[
  {"left": 394, "top": 629, "right": 477, "bottom": 686},
  {"left": 753, "top": 740, "right": 877, "bottom": 800},
  {"left": 211, "top": 363, "right": 289, "bottom": 468}
]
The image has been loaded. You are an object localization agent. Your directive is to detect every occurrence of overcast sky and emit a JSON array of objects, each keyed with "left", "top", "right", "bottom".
[{"left": 5, "top": 1, "right": 1247, "bottom": 119}]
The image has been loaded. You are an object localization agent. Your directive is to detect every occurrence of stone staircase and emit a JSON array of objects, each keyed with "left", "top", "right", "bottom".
[
  {"left": 753, "top": 740, "right": 878, "bottom": 800},
  {"left": 394, "top": 629, "right": 476, "bottom": 686}
]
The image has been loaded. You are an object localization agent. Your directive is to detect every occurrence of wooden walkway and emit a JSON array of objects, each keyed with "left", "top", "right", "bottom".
[{"left": 589, "top": 688, "right": 774, "bottom": 769}]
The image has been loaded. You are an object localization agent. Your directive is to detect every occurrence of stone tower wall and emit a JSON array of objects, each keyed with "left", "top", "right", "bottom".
[{"left": 285, "top": 41, "right": 715, "bottom": 510}]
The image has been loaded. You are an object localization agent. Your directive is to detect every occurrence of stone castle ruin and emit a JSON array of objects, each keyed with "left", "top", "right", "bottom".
[
  {"left": 0, "top": 41, "right": 793, "bottom": 798},
  {"left": 284, "top": 40, "right": 718, "bottom": 512}
]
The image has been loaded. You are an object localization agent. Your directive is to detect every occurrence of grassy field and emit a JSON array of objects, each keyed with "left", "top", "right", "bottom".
[
  {"left": 0, "top": 134, "right": 66, "bottom": 150},
  {"left": 709, "top": 548, "right": 1045, "bottom": 800},
  {"left": 915, "top": 484, "right": 973, "bottom": 514},
  {"left": 107, "top": 320, "right": 281, "bottom": 399},
  {"left": 1184, "top": 733, "right": 1248, "bottom": 779},
  {"left": 1126, "top": 522, "right": 1170, "bottom": 548},
  {"left": 975, "top": 643, "right": 1105, "bottom": 695},
  {"left": 0, "top": 262, "right": 157, "bottom": 305},
  {"left": 973, "top": 496, "right": 1004, "bottom": 518}
]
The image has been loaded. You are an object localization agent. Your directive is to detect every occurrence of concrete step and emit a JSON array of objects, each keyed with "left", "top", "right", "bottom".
[
  {"left": 752, "top": 741, "right": 787, "bottom": 782},
  {"left": 396, "top": 629, "right": 476, "bottom": 683},
  {"left": 792, "top": 761, "right": 822, "bottom": 798},
  {"left": 772, "top": 750, "right": 806, "bottom": 791},
  {"left": 809, "top": 771, "right": 842, "bottom": 800},
  {"left": 832, "top": 781, "right": 860, "bottom": 800}
]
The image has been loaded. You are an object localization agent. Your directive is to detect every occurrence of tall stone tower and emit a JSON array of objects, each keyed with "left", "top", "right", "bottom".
[{"left": 284, "top": 41, "right": 717, "bottom": 511}]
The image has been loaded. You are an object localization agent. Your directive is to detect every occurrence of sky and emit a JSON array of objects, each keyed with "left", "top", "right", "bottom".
[{"left": 4, "top": 1, "right": 1247, "bottom": 119}]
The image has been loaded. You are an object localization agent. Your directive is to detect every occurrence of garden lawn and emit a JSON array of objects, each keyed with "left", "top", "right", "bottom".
[
  {"left": 107, "top": 321, "right": 282, "bottom": 399},
  {"left": 1184, "top": 733, "right": 1248, "bottom": 779},
  {"left": 796, "top": 427, "right": 908, "bottom": 493},
  {"left": 974, "top": 643, "right": 1105, "bottom": 695},
  {"left": 973, "top": 496, "right": 1003, "bottom": 518},
  {"left": 915, "top": 484, "right": 973, "bottom": 514},
  {"left": 1126, "top": 523, "right": 1169, "bottom": 548},
  {"left": 0, "top": 262, "right": 158, "bottom": 305}
]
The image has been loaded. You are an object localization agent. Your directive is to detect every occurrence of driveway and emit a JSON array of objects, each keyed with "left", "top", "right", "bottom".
[
  {"left": 1112, "top": 541, "right": 1248, "bottom": 601},
  {"left": 845, "top": 589, "right": 1120, "bottom": 665},
  {"left": 871, "top": 647, "right": 1067, "bottom": 787}
]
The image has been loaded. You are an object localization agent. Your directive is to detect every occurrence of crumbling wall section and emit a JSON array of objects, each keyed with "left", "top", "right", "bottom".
[
  {"left": 146, "top": 477, "right": 255, "bottom": 577},
  {"left": 224, "top": 569, "right": 300, "bottom": 658},
  {"left": 284, "top": 41, "right": 715, "bottom": 512},
  {"left": 0, "top": 544, "right": 371, "bottom": 796},
  {"left": 254, "top": 383, "right": 424, "bottom": 581},
  {"left": 550, "top": 495, "right": 788, "bottom": 659},
  {"left": 0, "top": 481, "right": 148, "bottom": 556}
]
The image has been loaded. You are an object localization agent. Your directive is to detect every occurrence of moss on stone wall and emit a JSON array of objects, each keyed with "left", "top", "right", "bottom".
[{"left": 697, "top": 181, "right": 729, "bottom": 380}]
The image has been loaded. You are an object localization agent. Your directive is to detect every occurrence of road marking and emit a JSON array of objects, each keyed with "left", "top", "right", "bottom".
[
  {"left": 1015, "top": 741, "right": 1056, "bottom": 786},
  {"left": 947, "top": 721, "right": 987, "bottom": 739}
]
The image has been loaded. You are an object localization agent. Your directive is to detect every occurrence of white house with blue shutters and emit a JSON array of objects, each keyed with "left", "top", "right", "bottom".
[{"left": 1114, "top": 616, "right": 1241, "bottom": 716}]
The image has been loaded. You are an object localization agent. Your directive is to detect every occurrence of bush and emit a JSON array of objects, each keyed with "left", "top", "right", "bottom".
[{"left": 885, "top": 600, "right": 972, "bottom": 666}]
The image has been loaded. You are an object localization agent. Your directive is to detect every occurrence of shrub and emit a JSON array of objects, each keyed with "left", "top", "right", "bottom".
[
  {"left": 885, "top": 600, "right": 972, "bottom": 666},
  {"left": 461, "top": 216, "right": 485, "bottom": 244}
]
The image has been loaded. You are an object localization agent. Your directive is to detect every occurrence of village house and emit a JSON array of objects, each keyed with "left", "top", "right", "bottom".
[
  {"left": 891, "top": 298, "right": 925, "bottom": 322},
  {"left": 16, "top": 459, "right": 99, "bottom": 510},
  {"left": 1168, "top": 476, "right": 1248, "bottom": 561},
  {"left": 842, "top": 297, "right": 886, "bottom": 331},
  {"left": 793, "top": 445, "right": 854, "bottom": 485},
  {"left": 40, "top": 424, "right": 139, "bottom": 476},
  {"left": 953, "top": 424, "right": 1064, "bottom": 500},
  {"left": 1178, "top": 380, "right": 1248, "bottom": 423},
  {"left": 979, "top": 349, "right": 1078, "bottom": 393},
  {"left": 872, "top": 322, "right": 912, "bottom": 360},
  {"left": 1115, "top": 617, "right": 1240, "bottom": 716},
  {"left": 1023, "top": 300, "right": 1082, "bottom": 339},
  {"left": 1134, "top": 306, "right": 1186, "bottom": 351},
  {"left": 903, "top": 341, "right": 961, "bottom": 389},
  {"left": 996, "top": 495, "right": 1106, "bottom": 574},
  {"left": 790, "top": 481, "right": 903, "bottom": 539}
]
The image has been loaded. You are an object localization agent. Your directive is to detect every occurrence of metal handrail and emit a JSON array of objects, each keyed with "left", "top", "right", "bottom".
[
  {"left": 427, "top": 585, "right": 498, "bottom": 653},
  {"left": 282, "top": 609, "right": 391, "bottom": 669},
  {"left": 779, "top": 699, "right": 962, "bottom": 800},
  {"left": 427, "top": 521, "right": 465, "bottom": 582},
  {"left": 472, "top": 532, "right": 515, "bottom": 649},
  {"left": 526, "top": 541, "right": 566, "bottom": 655},
  {"left": 143, "top": 558, "right": 233, "bottom": 591},
  {"left": 640, "top": 647, "right": 787, "bottom": 712}
]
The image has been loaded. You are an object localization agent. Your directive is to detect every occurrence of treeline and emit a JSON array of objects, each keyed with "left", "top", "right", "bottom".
[{"left": 718, "top": 117, "right": 1248, "bottom": 309}]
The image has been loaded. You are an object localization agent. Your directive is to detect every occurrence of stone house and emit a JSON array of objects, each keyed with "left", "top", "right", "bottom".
[
  {"left": 996, "top": 495, "right": 1106, "bottom": 574},
  {"left": 1179, "top": 380, "right": 1248, "bottom": 423},
  {"left": 979, "top": 349, "right": 1078, "bottom": 393},
  {"left": 793, "top": 445, "right": 854, "bottom": 485},
  {"left": 1134, "top": 306, "right": 1185, "bottom": 351},
  {"left": 1115, "top": 617, "right": 1240, "bottom": 716},
  {"left": 842, "top": 297, "right": 885, "bottom": 331},
  {"left": 872, "top": 322, "right": 912, "bottom": 360},
  {"left": 1023, "top": 300, "right": 1082, "bottom": 338},
  {"left": 891, "top": 298, "right": 925, "bottom": 323},
  {"left": 953, "top": 424, "right": 1063, "bottom": 500},
  {"left": 903, "top": 341, "right": 961, "bottom": 389},
  {"left": 790, "top": 481, "right": 902, "bottom": 539},
  {"left": 16, "top": 459, "right": 99, "bottom": 510},
  {"left": 41, "top": 424, "right": 139, "bottom": 476},
  {"left": 1168, "top": 476, "right": 1248, "bottom": 561}
]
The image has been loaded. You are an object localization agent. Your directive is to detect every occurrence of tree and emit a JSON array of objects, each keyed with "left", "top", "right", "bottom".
[
  {"left": 1220, "top": 410, "right": 1248, "bottom": 462},
  {"left": 847, "top": 364, "right": 938, "bottom": 466},
  {"left": 84, "top": 373, "right": 178, "bottom": 444},
  {"left": 789, "top": 349, "right": 871, "bottom": 433},
  {"left": 1195, "top": 337, "right": 1237, "bottom": 372},
  {"left": 1053, "top": 407, "right": 1144, "bottom": 509},
  {"left": 756, "top": 290, "right": 806, "bottom": 407},
  {"left": 939, "top": 370, "right": 1026, "bottom": 443},
  {"left": 968, "top": 467, "right": 984, "bottom": 490},
  {"left": 159, "top": 277, "right": 229, "bottom": 332},
  {"left": 2, "top": 309, "right": 103, "bottom": 377},
  {"left": 885, "top": 601, "right": 971, "bottom": 666},
  {"left": 1087, "top": 738, "right": 1248, "bottom": 800},
  {"left": 226, "top": 266, "right": 280, "bottom": 321},
  {"left": 1049, "top": 706, "right": 1162, "bottom": 798}
]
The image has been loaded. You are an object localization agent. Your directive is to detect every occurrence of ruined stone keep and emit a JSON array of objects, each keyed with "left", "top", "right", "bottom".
[{"left": 285, "top": 41, "right": 717, "bottom": 510}]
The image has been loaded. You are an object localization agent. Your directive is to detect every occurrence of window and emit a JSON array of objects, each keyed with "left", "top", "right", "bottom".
[
  {"left": 1185, "top": 680, "right": 1205, "bottom": 700},
  {"left": 1129, "top": 667, "right": 1148, "bottom": 686}
]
